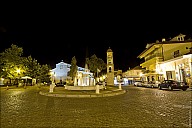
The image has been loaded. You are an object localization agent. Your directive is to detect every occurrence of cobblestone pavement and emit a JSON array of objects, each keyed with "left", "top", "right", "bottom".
[{"left": 1, "top": 85, "right": 191, "bottom": 128}]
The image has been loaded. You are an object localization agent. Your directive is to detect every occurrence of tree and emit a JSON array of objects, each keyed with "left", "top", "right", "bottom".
[
  {"left": 23, "top": 55, "right": 51, "bottom": 83},
  {"left": 0, "top": 44, "right": 51, "bottom": 85},
  {"left": 68, "top": 56, "right": 78, "bottom": 81},
  {"left": 86, "top": 54, "right": 106, "bottom": 78},
  {"left": 36, "top": 64, "right": 51, "bottom": 83},
  {"left": 0, "top": 44, "right": 26, "bottom": 83},
  {"left": 23, "top": 55, "right": 41, "bottom": 78}
]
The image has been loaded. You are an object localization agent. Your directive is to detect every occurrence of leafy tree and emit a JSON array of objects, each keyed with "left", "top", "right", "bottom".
[
  {"left": 23, "top": 55, "right": 41, "bottom": 78},
  {"left": 36, "top": 64, "right": 51, "bottom": 83},
  {"left": 23, "top": 56, "right": 51, "bottom": 83},
  {"left": 0, "top": 62, "right": 6, "bottom": 77},
  {"left": 0, "top": 44, "right": 26, "bottom": 81},
  {"left": 0, "top": 44, "right": 51, "bottom": 84},
  {"left": 86, "top": 54, "right": 106, "bottom": 78},
  {"left": 68, "top": 56, "right": 78, "bottom": 81}
]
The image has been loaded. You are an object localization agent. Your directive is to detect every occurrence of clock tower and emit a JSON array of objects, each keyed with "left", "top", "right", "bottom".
[{"left": 106, "top": 47, "right": 114, "bottom": 86}]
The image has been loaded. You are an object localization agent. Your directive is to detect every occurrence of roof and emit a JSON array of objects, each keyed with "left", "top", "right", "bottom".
[
  {"left": 107, "top": 47, "right": 113, "bottom": 52},
  {"left": 132, "top": 65, "right": 143, "bottom": 70},
  {"left": 137, "top": 33, "right": 192, "bottom": 58}
]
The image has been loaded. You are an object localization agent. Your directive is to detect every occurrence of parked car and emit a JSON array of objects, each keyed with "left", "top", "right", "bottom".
[
  {"left": 153, "top": 81, "right": 161, "bottom": 88},
  {"left": 144, "top": 81, "right": 161, "bottom": 88},
  {"left": 158, "top": 80, "right": 189, "bottom": 91},
  {"left": 134, "top": 80, "right": 143, "bottom": 87},
  {"left": 144, "top": 81, "right": 155, "bottom": 88}
]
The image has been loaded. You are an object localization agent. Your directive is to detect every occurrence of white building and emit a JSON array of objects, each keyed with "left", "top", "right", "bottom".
[
  {"left": 50, "top": 61, "right": 70, "bottom": 83},
  {"left": 50, "top": 61, "right": 94, "bottom": 86}
]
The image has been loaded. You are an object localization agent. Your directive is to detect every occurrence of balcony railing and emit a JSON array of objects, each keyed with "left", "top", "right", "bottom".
[{"left": 145, "top": 53, "right": 163, "bottom": 61}]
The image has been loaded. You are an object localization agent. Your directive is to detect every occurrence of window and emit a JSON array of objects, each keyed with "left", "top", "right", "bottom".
[
  {"left": 177, "top": 37, "right": 184, "bottom": 41},
  {"left": 173, "top": 50, "right": 180, "bottom": 58},
  {"left": 109, "top": 67, "right": 112, "bottom": 72},
  {"left": 166, "top": 71, "right": 172, "bottom": 80}
]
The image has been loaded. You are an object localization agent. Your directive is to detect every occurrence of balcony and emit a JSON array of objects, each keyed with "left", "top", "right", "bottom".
[
  {"left": 145, "top": 53, "right": 163, "bottom": 61},
  {"left": 140, "top": 54, "right": 163, "bottom": 68}
]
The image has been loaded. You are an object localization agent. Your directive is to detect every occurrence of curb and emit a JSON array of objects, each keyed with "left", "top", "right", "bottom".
[{"left": 39, "top": 89, "right": 126, "bottom": 98}]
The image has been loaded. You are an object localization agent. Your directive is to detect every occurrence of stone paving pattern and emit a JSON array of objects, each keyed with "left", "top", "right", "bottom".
[{"left": 1, "top": 85, "right": 191, "bottom": 128}]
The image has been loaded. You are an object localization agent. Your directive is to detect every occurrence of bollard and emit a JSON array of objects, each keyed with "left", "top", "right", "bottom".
[
  {"left": 49, "top": 84, "right": 53, "bottom": 92},
  {"left": 119, "top": 83, "right": 122, "bottom": 90},
  {"left": 49, "top": 83, "right": 56, "bottom": 92},
  {"left": 6, "top": 85, "right": 9, "bottom": 90},
  {"left": 96, "top": 85, "right": 100, "bottom": 94}
]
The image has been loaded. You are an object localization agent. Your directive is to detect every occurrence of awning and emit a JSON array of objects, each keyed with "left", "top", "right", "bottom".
[{"left": 21, "top": 76, "right": 32, "bottom": 79}]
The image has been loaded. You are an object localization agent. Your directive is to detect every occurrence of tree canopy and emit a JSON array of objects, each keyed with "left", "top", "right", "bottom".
[
  {"left": 68, "top": 56, "right": 78, "bottom": 80},
  {"left": 86, "top": 54, "right": 106, "bottom": 78},
  {"left": 0, "top": 44, "right": 51, "bottom": 83}
]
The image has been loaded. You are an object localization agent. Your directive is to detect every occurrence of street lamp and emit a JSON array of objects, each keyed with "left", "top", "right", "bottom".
[{"left": 16, "top": 69, "right": 21, "bottom": 74}]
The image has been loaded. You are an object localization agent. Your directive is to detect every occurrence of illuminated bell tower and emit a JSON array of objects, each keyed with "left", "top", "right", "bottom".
[{"left": 106, "top": 47, "right": 114, "bottom": 86}]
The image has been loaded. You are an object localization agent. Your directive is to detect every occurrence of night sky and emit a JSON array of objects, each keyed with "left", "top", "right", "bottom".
[{"left": 1, "top": 6, "right": 192, "bottom": 72}]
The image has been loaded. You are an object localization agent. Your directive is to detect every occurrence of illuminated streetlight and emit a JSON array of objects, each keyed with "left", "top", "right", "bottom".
[{"left": 16, "top": 69, "right": 21, "bottom": 74}]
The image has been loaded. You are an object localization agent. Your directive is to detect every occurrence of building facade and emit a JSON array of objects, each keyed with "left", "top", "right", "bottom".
[
  {"left": 122, "top": 66, "right": 144, "bottom": 84},
  {"left": 50, "top": 61, "right": 94, "bottom": 86},
  {"left": 138, "top": 34, "right": 192, "bottom": 85}
]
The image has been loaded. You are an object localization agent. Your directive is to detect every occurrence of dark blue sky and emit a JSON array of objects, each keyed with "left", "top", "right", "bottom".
[{"left": 1, "top": 6, "right": 192, "bottom": 72}]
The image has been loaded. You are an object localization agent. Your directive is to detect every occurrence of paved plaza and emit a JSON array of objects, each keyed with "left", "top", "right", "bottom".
[{"left": 1, "top": 85, "right": 191, "bottom": 128}]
